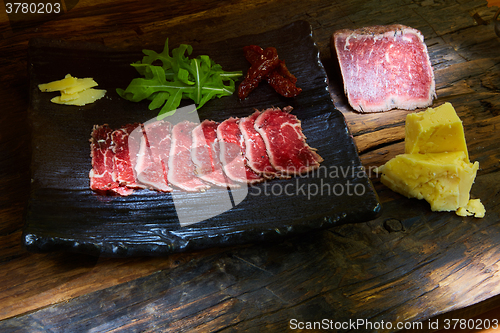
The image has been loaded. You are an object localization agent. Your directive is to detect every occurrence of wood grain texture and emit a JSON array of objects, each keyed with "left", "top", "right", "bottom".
[{"left": 0, "top": 0, "right": 500, "bottom": 330}]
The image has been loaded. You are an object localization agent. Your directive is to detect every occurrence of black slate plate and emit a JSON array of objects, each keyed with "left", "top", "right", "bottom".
[{"left": 23, "top": 21, "right": 381, "bottom": 257}]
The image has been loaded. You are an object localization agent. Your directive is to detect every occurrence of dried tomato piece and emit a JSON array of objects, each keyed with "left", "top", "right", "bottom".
[
  {"left": 238, "top": 47, "right": 279, "bottom": 99},
  {"left": 238, "top": 45, "right": 301, "bottom": 99},
  {"left": 267, "top": 61, "right": 302, "bottom": 97},
  {"left": 275, "top": 60, "right": 297, "bottom": 84},
  {"left": 243, "top": 45, "right": 264, "bottom": 64}
]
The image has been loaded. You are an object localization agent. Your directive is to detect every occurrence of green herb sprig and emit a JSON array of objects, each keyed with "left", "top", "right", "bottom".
[{"left": 117, "top": 39, "right": 242, "bottom": 119}]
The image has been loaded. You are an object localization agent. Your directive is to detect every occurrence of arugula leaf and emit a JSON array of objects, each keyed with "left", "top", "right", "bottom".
[{"left": 117, "top": 39, "right": 242, "bottom": 118}]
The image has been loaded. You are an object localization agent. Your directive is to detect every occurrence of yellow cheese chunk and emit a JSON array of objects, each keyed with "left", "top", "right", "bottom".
[
  {"left": 38, "top": 74, "right": 78, "bottom": 92},
  {"left": 405, "top": 102, "right": 469, "bottom": 161},
  {"left": 51, "top": 88, "right": 106, "bottom": 106},
  {"left": 63, "top": 78, "right": 98, "bottom": 95},
  {"left": 379, "top": 152, "right": 478, "bottom": 212},
  {"left": 379, "top": 102, "right": 484, "bottom": 217},
  {"left": 456, "top": 199, "right": 485, "bottom": 218}
]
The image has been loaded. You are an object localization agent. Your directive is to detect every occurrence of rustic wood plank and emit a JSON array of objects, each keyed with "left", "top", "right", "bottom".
[{"left": 1, "top": 171, "right": 499, "bottom": 331}]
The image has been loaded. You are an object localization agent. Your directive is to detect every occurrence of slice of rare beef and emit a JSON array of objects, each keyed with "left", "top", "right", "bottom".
[
  {"left": 168, "top": 121, "right": 210, "bottom": 192},
  {"left": 111, "top": 123, "right": 145, "bottom": 190},
  {"left": 238, "top": 111, "right": 280, "bottom": 179},
  {"left": 90, "top": 124, "right": 120, "bottom": 192},
  {"left": 191, "top": 120, "right": 238, "bottom": 188},
  {"left": 135, "top": 120, "right": 173, "bottom": 192},
  {"left": 217, "top": 117, "right": 264, "bottom": 184},
  {"left": 89, "top": 124, "right": 134, "bottom": 196},
  {"left": 332, "top": 24, "right": 436, "bottom": 112},
  {"left": 254, "top": 107, "right": 323, "bottom": 176}
]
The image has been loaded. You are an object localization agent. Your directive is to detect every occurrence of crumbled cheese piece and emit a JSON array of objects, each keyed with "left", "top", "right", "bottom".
[{"left": 456, "top": 199, "right": 485, "bottom": 218}]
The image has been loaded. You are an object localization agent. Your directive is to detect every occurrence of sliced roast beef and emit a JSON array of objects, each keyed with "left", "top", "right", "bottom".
[
  {"left": 89, "top": 124, "right": 120, "bottom": 192},
  {"left": 135, "top": 120, "right": 173, "bottom": 192},
  {"left": 90, "top": 106, "right": 323, "bottom": 195},
  {"left": 191, "top": 120, "right": 238, "bottom": 188},
  {"left": 217, "top": 117, "right": 264, "bottom": 184},
  {"left": 89, "top": 124, "right": 134, "bottom": 196},
  {"left": 111, "top": 123, "right": 145, "bottom": 190},
  {"left": 254, "top": 107, "right": 323, "bottom": 176},
  {"left": 332, "top": 24, "right": 436, "bottom": 112},
  {"left": 238, "top": 111, "right": 280, "bottom": 179},
  {"left": 168, "top": 121, "right": 210, "bottom": 192}
]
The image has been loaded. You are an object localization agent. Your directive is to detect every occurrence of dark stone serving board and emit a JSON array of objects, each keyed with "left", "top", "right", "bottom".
[{"left": 23, "top": 21, "right": 381, "bottom": 257}]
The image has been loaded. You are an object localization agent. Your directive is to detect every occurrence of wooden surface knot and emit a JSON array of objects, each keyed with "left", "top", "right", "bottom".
[{"left": 383, "top": 218, "right": 404, "bottom": 233}]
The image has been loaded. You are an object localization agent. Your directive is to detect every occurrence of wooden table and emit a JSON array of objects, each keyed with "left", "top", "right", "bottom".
[{"left": 1, "top": 0, "right": 500, "bottom": 331}]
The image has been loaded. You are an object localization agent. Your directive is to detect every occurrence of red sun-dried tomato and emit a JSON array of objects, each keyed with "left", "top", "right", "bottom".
[
  {"left": 238, "top": 45, "right": 301, "bottom": 99},
  {"left": 267, "top": 60, "right": 302, "bottom": 98},
  {"left": 238, "top": 47, "right": 279, "bottom": 99}
]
